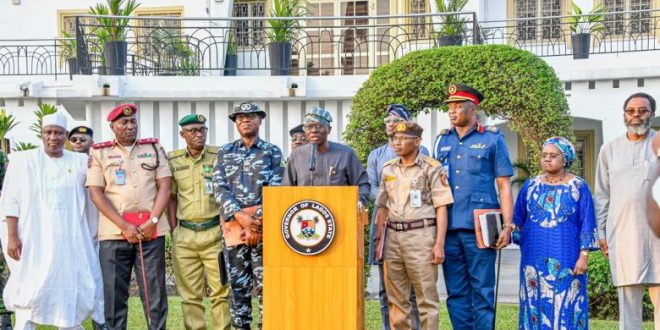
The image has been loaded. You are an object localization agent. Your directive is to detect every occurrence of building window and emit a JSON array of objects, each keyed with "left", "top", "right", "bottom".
[
  {"left": 232, "top": 0, "right": 266, "bottom": 47},
  {"left": 514, "top": 0, "right": 563, "bottom": 41},
  {"left": 410, "top": 0, "right": 428, "bottom": 38},
  {"left": 602, "top": 0, "right": 652, "bottom": 35}
]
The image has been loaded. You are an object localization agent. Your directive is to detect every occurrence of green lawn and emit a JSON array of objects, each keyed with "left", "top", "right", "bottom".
[{"left": 34, "top": 297, "right": 652, "bottom": 329}]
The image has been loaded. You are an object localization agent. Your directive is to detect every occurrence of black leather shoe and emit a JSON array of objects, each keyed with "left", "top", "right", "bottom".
[
  {"left": 92, "top": 320, "right": 108, "bottom": 330},
  {"left": 0, "top": 313, "right": 11, "bottom": 330}
]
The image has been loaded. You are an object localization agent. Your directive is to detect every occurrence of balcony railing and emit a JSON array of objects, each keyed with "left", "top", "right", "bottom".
[{"left": 0, "top": 9, "right": 658, "bottom": 77}]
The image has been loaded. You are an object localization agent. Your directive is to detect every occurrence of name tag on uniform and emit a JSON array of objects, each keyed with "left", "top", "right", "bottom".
[
  {"left": 410, "top": 189, "right": 422, "bottom": 208},
  {"left": 242, "top": 160, "right": 251, "bottom": 172},
  {"left": 115, "top": 169, "right": 126, "bottom": 185},
  {"left": 204, "top": 177, "right": 213, "bottom": 194}
]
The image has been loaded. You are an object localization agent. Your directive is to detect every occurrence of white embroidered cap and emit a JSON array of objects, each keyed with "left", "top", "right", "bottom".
[{"left": 42, "top": 113, "right": 67, "bottom": 129}]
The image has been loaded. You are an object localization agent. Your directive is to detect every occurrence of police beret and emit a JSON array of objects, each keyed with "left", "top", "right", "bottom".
[
  {"left": 69, "top": 125, "right": 93, "bottom": 137},
  {"left": 107, "top": 103, "right": 137, "bottom": 122},
  {"left": 228, "top": 102, "right": 267, "bottom": 122},
  {"left": 393, "top": 122, "right": 423, "bottom": 138},
  {"left": 289, "top": 124, "right": 304, "bottom": 137},
  {"left": 444, "top": 84, "right": 485, "bottom": 105},
  {"left": 304, "top": 107, "right": 333, "bottom": 126},
  {"left": 179, "top": 114, "right": 207, "bottom": 127}
]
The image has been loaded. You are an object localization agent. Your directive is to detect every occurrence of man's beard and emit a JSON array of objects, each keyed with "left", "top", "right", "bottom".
[{"left": 625, "top": 117, "right": 652, "bottom": 136}]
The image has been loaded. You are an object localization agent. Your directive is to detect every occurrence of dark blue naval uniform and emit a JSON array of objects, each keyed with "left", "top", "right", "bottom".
[{"left": 433, "top": 124, "right": 513, "bottom": 330}]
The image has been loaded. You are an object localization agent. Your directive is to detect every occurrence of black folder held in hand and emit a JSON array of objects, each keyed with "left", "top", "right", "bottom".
[{"left": 473, "top": 209, "right": 503, "bottom": 249}]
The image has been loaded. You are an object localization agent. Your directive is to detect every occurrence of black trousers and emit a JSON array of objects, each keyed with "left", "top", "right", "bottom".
[{"left": 100, "top": 237, "right": 168, "bottom": 330}]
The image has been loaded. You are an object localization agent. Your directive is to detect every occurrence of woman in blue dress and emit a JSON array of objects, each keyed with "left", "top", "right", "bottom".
[{"left": 513, "top": 137, "right": 599, "bottom": 330}]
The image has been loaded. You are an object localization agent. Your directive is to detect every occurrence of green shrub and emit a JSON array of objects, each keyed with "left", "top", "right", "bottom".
[
  {"left": 344, "top": 45, "right": 574, "bottom": 175},
  {"left": 587, "top": 252, "right": 653, "bottom": 320}
]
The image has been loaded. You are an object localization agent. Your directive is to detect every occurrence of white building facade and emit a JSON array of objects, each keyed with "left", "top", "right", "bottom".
[{"left": 0, "top": 0, "right": 659, "bottom": 190}]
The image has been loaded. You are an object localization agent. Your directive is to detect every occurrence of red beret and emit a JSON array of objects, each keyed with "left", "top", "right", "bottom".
[{"left": 107, "top": 103, "right": 137, "bottom": 122}]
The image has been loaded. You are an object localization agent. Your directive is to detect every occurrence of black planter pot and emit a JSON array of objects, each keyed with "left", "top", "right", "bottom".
[
  {"left": 97, "top": 66, "right": 107, "bottom": 75},
  {"left": 103, "top": 40, "right": 127, "bottom": 75},
  {"left": 571, "top": 33, "right": 591, "bottom": 59},
  {"left": 224, "top": 54, "right": 238, "bottom": 76},
  {"left": 67, "top": 58, "right": 79, "bottom": 75},
  {"left": 268, "top": 42, "right": 292, "bottom": 76},
  {"left": 437, "top": 35, "right": 464, "bottom": 47}
]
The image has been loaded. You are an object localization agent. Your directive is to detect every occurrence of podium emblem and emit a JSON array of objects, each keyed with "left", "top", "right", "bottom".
[{"left": 282, "top": 200, "right": 336, "bottom": 255}]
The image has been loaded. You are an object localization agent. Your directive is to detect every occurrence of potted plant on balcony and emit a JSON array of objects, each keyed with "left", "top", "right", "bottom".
[
  {"left": 267, "top": 0, "right": 307, "bottom": 76},
  {"left": 89, "top": 0, "right": 141, "bottom": 75},
  {"left": 150, "top": 28, "right": 199, "bottom": 76},
  {"left": 224, "top": 32, "right": 238, "bottom": 76},
  {"left": 60, "top": 31, "right": 79, "bottom": 74},
  {"left": 433, "top": 0, "right": 469, "bottom": 46},
  {"left": 568, "top": 1, "right": 607, "bottom": 59}
]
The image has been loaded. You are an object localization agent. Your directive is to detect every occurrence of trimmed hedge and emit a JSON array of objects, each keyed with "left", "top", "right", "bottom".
[
  {"left": 344, "top": 45, "right": 574, "bottom": 174},
  {"left": 588, "top": 252, "right": 653, "bottom": 320}
]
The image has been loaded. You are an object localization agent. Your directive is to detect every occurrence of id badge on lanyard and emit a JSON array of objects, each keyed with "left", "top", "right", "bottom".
[
  {"left": 115, "top": 169, "right": 126, "bottom": 185},
  {"left": 410, "top": 178, "right": 422, "bottom": 208}
]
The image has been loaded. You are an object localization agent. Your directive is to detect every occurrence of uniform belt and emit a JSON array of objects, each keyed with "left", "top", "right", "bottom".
[
  {"left": 178, "top": 216, "right": 220, "bottom": 232},
  {"left": 387, "top": 218, "right": 436, "bottom": 232}
]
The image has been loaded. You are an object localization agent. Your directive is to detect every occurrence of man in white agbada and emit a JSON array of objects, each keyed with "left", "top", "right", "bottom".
[
  {"left": 595, "top": 92, "right": 660, "bottom": 329},
  {"left": 0, "top": 113, "right": 104, "bottom": 330}
]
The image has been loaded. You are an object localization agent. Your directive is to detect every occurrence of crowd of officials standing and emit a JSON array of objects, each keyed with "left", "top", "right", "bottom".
[{"left": 0, "top": 83, "right": 657, "bottom": 330}]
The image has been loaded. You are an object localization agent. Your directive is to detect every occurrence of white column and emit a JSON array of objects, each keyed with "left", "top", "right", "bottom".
[
  {"left": 158, "top": 101, "right": 176, "bottom": 152},
  {"left": 177, "top": 101, "right": 193, "bottom": 149},
  {"left": 138, "top": 101, "right": 155, "bottom": 138},
  {"left": 267, "top": 101, "right": 285, "bottom": 150},
  {"left": 324, "top": 100, "right": 340, "bottom": 143},
  {"left": 100, "top": 101, "right": 117, "bottom": 142},
  {"left": 212, "top": 101, "right": 232, "bottom": 146}
]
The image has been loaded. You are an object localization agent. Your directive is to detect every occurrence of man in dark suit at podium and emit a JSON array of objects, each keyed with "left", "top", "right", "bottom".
[{"left": 282, "top": 107, "right": 369, "bottom": 204}]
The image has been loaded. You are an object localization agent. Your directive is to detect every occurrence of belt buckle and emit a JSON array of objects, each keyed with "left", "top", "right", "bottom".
[
  {"left": 396, "top": 223, "right": 404, "bottom": 231},
  {"left": 193, "top": 222, "right": 203, "bottom": 231}
]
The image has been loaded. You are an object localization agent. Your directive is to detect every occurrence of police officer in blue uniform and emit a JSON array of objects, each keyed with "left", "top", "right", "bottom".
[{"left": 432, "top": 84, "right": 515, "bottom": 330}]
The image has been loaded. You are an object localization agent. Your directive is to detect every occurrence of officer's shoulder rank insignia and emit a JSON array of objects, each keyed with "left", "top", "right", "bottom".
[
  {"left": 485, "top": 126, "right": 499, "bottom": 133},
  {"left": 167, "top": 149, "right": 185, "bottom": 160},
  {"left": 383, "top": 175, "right": 396, "bottom": 182},
  {"left": 137, "top": 137, "right": 159, "bottom": 145},
  {"left": 424, "top": 157, "right": 440, "bottom": 167},
  {"left": 207, "top": 146, "right": 219, "bottom": 154},
  {"left": 438, "top": 129, "right": 450, "bottom": 136},
  {"left": 384, "top": 158, "right": 398, "bottom": 167},
  {"left": 92, "top": 141, "right": 113, "bottom": 149}
]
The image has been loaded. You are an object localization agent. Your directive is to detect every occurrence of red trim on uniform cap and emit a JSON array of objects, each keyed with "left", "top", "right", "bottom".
[
  {"left": 452, "top": 91, "right": 479, "bottom": 105},
  {"left": 107, "top": 103, "right": 138, "bottom": 122}
]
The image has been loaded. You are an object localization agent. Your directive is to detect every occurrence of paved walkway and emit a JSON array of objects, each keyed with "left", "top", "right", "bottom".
[{"left": 366, "top": 247, "right": 520, "bottom": 304}]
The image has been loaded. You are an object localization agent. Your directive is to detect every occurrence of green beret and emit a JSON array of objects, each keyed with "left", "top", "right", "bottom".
[{"left": 179, "top": 114, "right": 207, "bottom": 127}]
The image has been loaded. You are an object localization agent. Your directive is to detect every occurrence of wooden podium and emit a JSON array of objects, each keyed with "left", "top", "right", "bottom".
[{"left": 263, "top": 186, "right": 365, "bottom": 330}]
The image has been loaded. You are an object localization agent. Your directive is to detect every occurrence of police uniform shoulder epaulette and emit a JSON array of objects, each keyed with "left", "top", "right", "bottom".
[
  {"left": 438, "top": 129, "right": 450, "bottom": 136},
  {"left": 207, "top": 146, "right": 220, "bottom": 154},
  {"left": 137, "top": 137, "right": 159, "bottom": 145},
  {"left": 167, "top": 149, "right": 186, "bottom": 160},
  {"left": 383, "top": 158, "right": 398, "bottom": 167},
  {"left": 92, "top": 141, "right": 114, "bottom": 149},
  {"left": 423, "top": 157, "right": 440, "bottom": 168},
  {"left": 484, "top": 126, "right": 500, "bottom": 133}
]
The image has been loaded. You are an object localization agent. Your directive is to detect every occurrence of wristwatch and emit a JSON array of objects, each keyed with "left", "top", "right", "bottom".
[
  {"left": 503, "top": 223, "right": 515, "bottom": 230},
  {"left": 151, "top": 216, "right": 159, "bottom": 224},
  {"left": 580, "top": 250, "right": 589, "bottom": 257}
]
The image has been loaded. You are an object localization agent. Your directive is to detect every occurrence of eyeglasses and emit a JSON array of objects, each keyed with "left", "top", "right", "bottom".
[
  {"left": 182, "top": 127, "right": 208, "bottom": 135},
  {"left": 541, "top": 152, "right": 562, "bottom": 160},
  {"left": 384, "top": 117, "right": 405, "bottom": 125},
  {"left": 303, "top": 123, "right": 326, "bottom": 132},
  {"left": 235, "top": 113, "right": 258, "bottom": 122},
  {"left": 291, "top": 135, "right": 307, "bottom": 142},
  {"left": 69, "top": 137, "right": 89, "bottom": 143},
  {"left": 624, "top": 108, "right": 653, "bottom": 116},
  {"left": 390, "top": 136, "right": 418, "bottom": 143}
]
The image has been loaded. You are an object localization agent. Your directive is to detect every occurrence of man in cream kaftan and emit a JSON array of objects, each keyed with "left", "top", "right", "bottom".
[
  {"left": 0, "top": 113, "right": 103, "bottom": 330},
  {"left": 595, "top": 93, "right": 660, "bottom": 329}
]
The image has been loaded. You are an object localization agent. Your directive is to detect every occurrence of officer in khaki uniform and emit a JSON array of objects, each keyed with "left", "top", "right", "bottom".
[
  {"left": 375, "top": 122, "right": 454, "bottom": 330},
  {"left": 87, "top": 103, "right": 171, "bottom": 330},
  {"left": 167, "top": 114, "right": 231, "bottom": 330}
]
